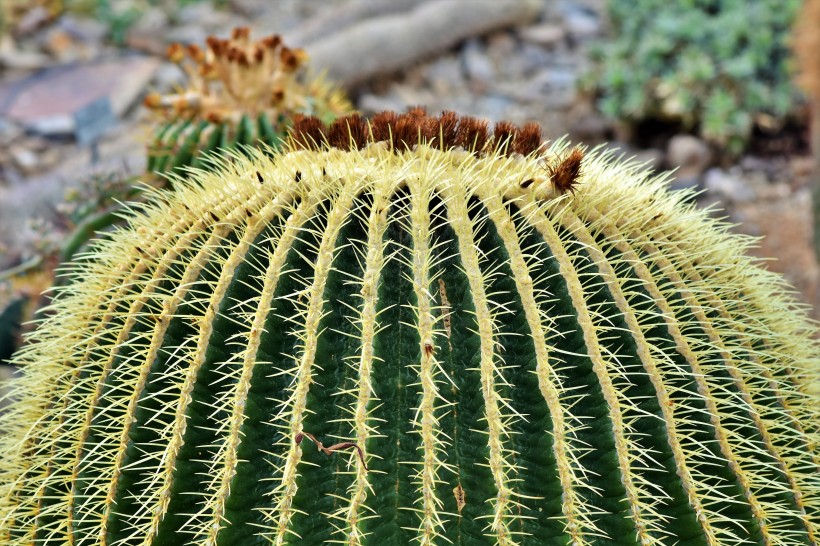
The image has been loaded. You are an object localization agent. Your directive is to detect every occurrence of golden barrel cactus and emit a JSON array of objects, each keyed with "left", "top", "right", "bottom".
[{"left": 0, "top": 111, "right": 818, "bottom": 545}]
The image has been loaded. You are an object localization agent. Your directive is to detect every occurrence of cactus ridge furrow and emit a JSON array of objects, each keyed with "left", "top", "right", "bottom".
[
  {"left": 445, "top": 184, "right": 520, "bottom": 543},
  {"left": 484, "top": 198, "right": 582, "bottom": 545},
  {"left": 203, "top": 194, "right": 311, "bottom": 545},
  {"left": 74, "top": 211, "right": 228, "bottom": 540},
  {"left": 270, "top": 180, "right": 359, "bottom": 545},
  {"left": 27, "top": 208, "right": 204, "bottom": 543},
  {"left": 1, "top": 139, "right": 818, "bottom": 546},
  {"left": 642, "top": 234, "right": 807, "bottom": 544},
  {"left": 556, "top": 209, "right": 707, "bottom": 544},
  {"left": 651, "top": 231, "right": 817, "bottom": 543},
  {"left": 406, "top": 176, "right": 449, "bottom": 544},
  {"left": 335, "top": 183, "right": 390, "bottom": 545}
]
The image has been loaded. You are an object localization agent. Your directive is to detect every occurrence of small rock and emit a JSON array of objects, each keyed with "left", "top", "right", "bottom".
[
  {"left": 425, "top": 55, "right": 464, "bottom": 94},
  {"left": 1, "top": 56, "right": 160, "bottom": 136},
  {"left": 485, "top": 32, "right": 517, "bottom": 72},
  {"left": 790, "top": 156, "right": 816, "bottom": 186},
  {"left": 561, "top": 4, "right": 602, "bottom": 39},
  {"left": 125, "top": 7, "right": 171, "bottom": 55},
  {"left": 633, "top": 148, "right": 665, "bottom": 172},
  {"left": 704, "top": 168, "right": 757, "bottom": 203},
  {"left": 0, "top": 120, "right": 23, "bottom": 147},
  {"left": 164, "top": 25, "right": 209, "bottom": 47},
  {"left": 461, "top": 38, "right": 494, "bottom": 84},
  {"left": 57, "top": 15, "right": 108, "bottom": 43},
  {"left": 175, "top": 3, "right": 231, "bottom": 27},
  {"left": 569, "top": 113, "right": 611, "bottom": 142},
  {"left": 758, "top": 181, "right": 791, "bottom": 200},
  {"left": 358, "top": 93, "right": 404, "bottom": 115},
  {"left": 14, "top": 6, "right": 52, "bottom": 36},
  {"left": 0, "top": 48, "right": 52, "bottom": 70},
  {"left": 667, "top": 134, "right": 712, "bottom": 175},
  {"left": 152, "top": 62, "right": 186, "bottom": 91},
  {"left": 392, "top": 84, "right": 435, "bottom": 109},
  {"left": 43, "top": 28, "right": 78, "bottom": 61},
  {"left": 510, "top": 67, "right": 577, "bottom": 107},
  {"left": 28, "top": 116, "right": 74, "bottom": 138},
  {"left": 516, "top": 43, "right": 553, "bottom": 75},
  {"left": 668, "top": 175, "right": 702, "bottom": 193},
  {"left": 519, "top": 23, "right": 565, "bottom": 46},
  {"left": 9, "top": 146, "right": 40, "bottom": 176},
  {"left": 474, "top": 94, "right": 514, "bottom": 122}
]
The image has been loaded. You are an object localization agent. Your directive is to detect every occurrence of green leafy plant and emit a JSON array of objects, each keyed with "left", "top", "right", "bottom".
[
  {"left": 590, "top": 0, "right": 802, "bottom": 154},
  {"left": 0, "top": 110, "right": 817, "bottom": 544}
]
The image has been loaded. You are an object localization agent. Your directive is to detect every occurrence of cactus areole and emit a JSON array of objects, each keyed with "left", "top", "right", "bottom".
[{"left": 1, "top": 111, "right": 818, "bottom": 545}]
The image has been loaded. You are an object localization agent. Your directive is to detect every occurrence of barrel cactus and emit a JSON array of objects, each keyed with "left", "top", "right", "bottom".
[
  {"left": 144, "top": 27, "right": 353, "bottom": 177},
  {"left": 1, "top": 110, "right": 818, "bottom": 545}
]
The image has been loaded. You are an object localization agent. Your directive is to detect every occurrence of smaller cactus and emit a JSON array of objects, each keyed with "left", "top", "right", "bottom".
[{"left": 144, "top": 27, "right": 353, "bottom": 177}]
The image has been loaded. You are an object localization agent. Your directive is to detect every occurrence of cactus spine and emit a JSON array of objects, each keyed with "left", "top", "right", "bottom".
[{"left": 0, "top": 111, "right": 818, "bottom": 545}]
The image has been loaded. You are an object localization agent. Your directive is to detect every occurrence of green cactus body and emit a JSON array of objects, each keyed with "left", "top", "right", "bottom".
[{"left": 1, "top": 112, "right": 818, "bottom": 545}]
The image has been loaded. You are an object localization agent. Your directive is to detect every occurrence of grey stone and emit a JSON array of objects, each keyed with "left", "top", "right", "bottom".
[
  {"left": 517, "top": 42, "right": 553, "bottom": 75},
  {"left": 164, "top": 26, "right": 209, "bottom": 47},
  {"left": 668, "top": 175, "right": 702, "bottom": 193},
  {"left": 570, "top": 113, "right": 611, "bottom": 141},
  {"left": 461, "top": 38, "right": 495, "bottom": 83},
  {"left": 474, "top": 94, "right": 515, "bottom": 122},
  {"left": 175, "top": 3, "right": 229, "bottom": 27},
  {"left": 633, "top": 148, "right": 665, "bottom": 172},
  {"left": 1, "top": 57, "right": 159, "bottom": 136},
  {"left": 9, "top": 146, "right": 40, "bottom": 175},
  {"left": 14, "top": 6, "right": 51, "bottom": 36},
  {"left": 561, "top": 4, "right": 601, "bottom": 39},
  {"left": 358, "top": 93, "right": 404, "bottom": 115},
  {"left": 667, "top": 134, "right": 712, "bottom": 174},
  {"left": 510, "top": 67, "right": 577, "bottom": 107},
  {"left": 27, "top": 116, "right": 74, "bottom": 137},
  {"left": 485, "top": 31, "right": 518, "bottom": 77},
  {"left": 425, "top": 55, "right": 464, "bottom": 93},
  {"left": 519, "top": 23, "right": 566, "bottom": 46},
  {"left": 57, "top": 15, "right": 108, "bottom": 43},
  {"left": 0, "top": 48, "right": 52, "bottom": 70},
  {"left": 704, "top": 168, "right": 757, "bottom": 203},
  {"left": 0, "top": 120, "right": 23, "bottom": 147},
  {"left": 152, "top": 63, "right": 186, "bottom": 92}
]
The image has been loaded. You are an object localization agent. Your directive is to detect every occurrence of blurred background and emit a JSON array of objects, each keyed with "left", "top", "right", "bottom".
[{"left": 0, "top": 0, "right": 818, "bottom": 369}]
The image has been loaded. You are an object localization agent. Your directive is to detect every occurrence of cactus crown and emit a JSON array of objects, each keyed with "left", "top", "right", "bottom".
[
  {"left": 145, "top": 27, "right": 350, "bottom": 124},
  {"left": 1, "top": 111, "right": 818, "bottom": 545},
  {"left": 143, "top": 28, "right": 354, "bottom": 178}
]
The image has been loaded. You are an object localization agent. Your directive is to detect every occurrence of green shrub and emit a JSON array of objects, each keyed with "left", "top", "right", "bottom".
[{"left": 590, "top": 0, "right": 802, "bottom": 154}]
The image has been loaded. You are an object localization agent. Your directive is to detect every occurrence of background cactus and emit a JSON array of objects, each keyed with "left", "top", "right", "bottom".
[
  {"left": 1, "top": 110, "right": 818, "bottom": 545},
  {"left": 144, "top": 27, "right": 353, "bottom": 178}
]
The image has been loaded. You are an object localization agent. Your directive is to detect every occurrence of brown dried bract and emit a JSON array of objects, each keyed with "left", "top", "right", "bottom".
[
  {"left": 288, "top": 109, "right": 545, "bottom": 158},
  {"left": 547, "top": 147, "right": 584, "bottom": 195},
  {"left": 328, "top": 114, "right": 368, "bottom": 150},
  {"left": 514, "top": 122, "right": 542, "bottom": 156},
  {"left": 291, "top": 115, "right": 327, "bottom": 149}
]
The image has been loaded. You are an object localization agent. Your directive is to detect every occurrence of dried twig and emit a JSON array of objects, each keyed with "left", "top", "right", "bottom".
[{"left": 296, "top": 432, "right": 368, "bottom": 471}]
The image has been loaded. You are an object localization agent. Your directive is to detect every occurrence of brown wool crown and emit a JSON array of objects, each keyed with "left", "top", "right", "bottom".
[{"left": 290, "top": 108, "right": 544, "bottom": 158}]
